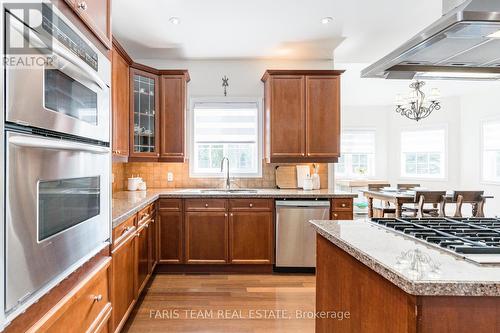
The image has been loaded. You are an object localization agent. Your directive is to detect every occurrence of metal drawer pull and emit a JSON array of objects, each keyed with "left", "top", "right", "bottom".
[
  {"left": 249, "top": 203, "right": 253, "bottom": 208},
  {"left": 205, "top": 203, "right": 209, "bottom": 208},
  {"left": 341, "top": 203, "right": 347, "bottom": 207},
  {"left": 333, "top": 213, "right": 338, "bottom": 218},
  {"left": 78, "top": 1, "right": 88, "bottom": 10},
  {"left": 122, "top": 226, "right": 133, "bottom": 234},
  {"left": 93, "top": 294, "right": 102, "bottom": 302},
  {"left": 225, "top": 213, "right": 228, "bottom": 217}
]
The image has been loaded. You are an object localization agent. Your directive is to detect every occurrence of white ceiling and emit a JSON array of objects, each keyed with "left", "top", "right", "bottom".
[
  {"left": 112, "top": 0, "right": 443, "bottom": 62},
  {"left": 338, "top": 63, "right": 500, "bottom": 106}
]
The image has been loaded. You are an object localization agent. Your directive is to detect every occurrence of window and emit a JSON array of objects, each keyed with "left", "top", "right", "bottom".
[
  {"left": 401, "top": 128, "right": 446, "bottom": 179},
  {"left": 335, "top": 130, "right": 376, "bottom": 178},
  {"left": 190, "top": 100, "right": 261, "bottom": 177},
  {"left": 482, "top": 120, "right": 500, "bottom": 183}
]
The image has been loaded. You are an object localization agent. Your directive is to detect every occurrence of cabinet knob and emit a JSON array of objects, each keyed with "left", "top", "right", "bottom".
[
  {"left": 93, "top": 294, "right": 102, "bottom": 302},
  {"left": 230, "top": 213, "right": 233, "bottom": 217},
  {"left": 341, "top": 203, "right": 346, "bottom": 207},
  {"left": 205, "top": 203, "right": 209, "bottom": 208},
  {"left": 151, "top": 219, "right": 155, "bottom": 224},
  {"left": 135, "top": 233, "right": 140, "bottom": 238},
  {"left": 301, "top": 153, "right": 305, "bottom": 156},
  {"left": 249, "top": 203, "right": 253, "bottom": 208},
  {"left": 145, "top": 224, "right": 149, "bottom": 229},
  {"left": 77, "top": 1, "right": 88, "bottom": 10},
  {"left": 333, "top": 213, "right": 338, "bottom": 218},
  {"left": 225, "top": 213, "right": 228, "bottom": 217},
  {"left": 307, "top": 153, "right": 311, "bottom": 156}
]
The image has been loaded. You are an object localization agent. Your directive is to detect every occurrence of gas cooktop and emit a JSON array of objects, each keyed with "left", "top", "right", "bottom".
[{"left": 371, "top": 217, "right": 500, "bottom": 264}]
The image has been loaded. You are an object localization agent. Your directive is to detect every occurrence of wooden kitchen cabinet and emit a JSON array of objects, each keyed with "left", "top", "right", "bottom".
[
  {"left": 229, "top": 211, "right": 273, "bottom": 264},
  {"left": 111, "top": 41, "right": 130, "bottom": 159},
  {"left": 185, "top": 211, "right": 229, "bottom": 264},
  {"left": 129, "top": 68, "right": 160, "bottom": 160},
  {"left": 159, "top": 73, "right": 189, "bottom": 162},
  {"left": 158, "top": 199, "right": 184, "bottom": 264},
  {"left": 65, "top": 0, "right": 112, "bottom": 49},
  {"left": 331, "top": 198, "right": 354, "bottom": 220},
  {"left": 111, "top": 227, "right": 136, "bottom": 333},
  {"left": 135, "top": 221, "right": 151, "bottom": 296},
  {"left": 305, "top": 76, "right": 341, "bottom": 158},
  {"left": 262, "top": 70, "right": 344, "bottom": 163}
]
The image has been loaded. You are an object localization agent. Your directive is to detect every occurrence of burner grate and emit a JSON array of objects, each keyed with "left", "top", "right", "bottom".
[{"left": 371, "top": 217, "right": 500, "bottom": 256}]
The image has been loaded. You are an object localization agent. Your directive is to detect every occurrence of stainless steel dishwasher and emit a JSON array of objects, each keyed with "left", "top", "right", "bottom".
[{"left": 275, "top": 200, "right": 330, "bottom": 271}]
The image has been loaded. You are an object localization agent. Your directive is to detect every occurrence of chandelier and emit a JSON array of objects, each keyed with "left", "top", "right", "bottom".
[{"left": 395, "top": 81, "right": 441, "bottom": 122}]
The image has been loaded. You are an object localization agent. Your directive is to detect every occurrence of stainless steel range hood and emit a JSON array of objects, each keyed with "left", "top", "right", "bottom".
[{"left": 362, "top": 0, "right": 500, "bottom": 80}]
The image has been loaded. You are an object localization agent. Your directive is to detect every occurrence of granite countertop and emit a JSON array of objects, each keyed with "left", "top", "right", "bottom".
[
  {"left": 112, "top": 188, "right": 357, "bottom": 228},
  {"left": 310, "top": 219, "right": 500, "bottom": 297}
]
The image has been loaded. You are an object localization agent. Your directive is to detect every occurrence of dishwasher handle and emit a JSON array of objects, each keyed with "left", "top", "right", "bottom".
[{"left": 275, "top": 200, "right": 331, "bottom": 208}]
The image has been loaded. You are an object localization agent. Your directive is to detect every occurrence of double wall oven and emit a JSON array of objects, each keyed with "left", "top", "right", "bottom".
[{"left": 3, "top": 2, "right": 111, "bottom": 314}]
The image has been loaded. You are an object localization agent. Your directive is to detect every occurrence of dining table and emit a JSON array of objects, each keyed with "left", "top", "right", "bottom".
[{"left": 362, "top": 190, "right": 494, "bottom": 218}]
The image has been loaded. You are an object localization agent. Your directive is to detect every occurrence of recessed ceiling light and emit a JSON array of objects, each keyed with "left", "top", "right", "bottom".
[
  {"left": 321, "top": 17, "right": 333, "bottom": 25},
  {"left": 169, "top": 17, "right": 181, "bottom": 25}
]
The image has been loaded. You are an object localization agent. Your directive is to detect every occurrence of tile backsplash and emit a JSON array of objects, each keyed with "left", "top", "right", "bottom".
[{"left": 112, "top": 160, "right": 328, "bottom": 192}]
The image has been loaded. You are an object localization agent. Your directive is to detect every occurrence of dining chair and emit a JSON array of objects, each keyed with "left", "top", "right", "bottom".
[
  {"left": 452, "top": 191, "right": 485, "bottom": 218},
  {"left": 368, "top": 183, "right": 394, "bottom": 217},
  {"left": 413, "top": 191, "right": 447, "bottom": 218}
]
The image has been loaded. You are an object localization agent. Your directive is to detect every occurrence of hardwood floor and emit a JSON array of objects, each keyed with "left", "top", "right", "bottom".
[{"left": 123, "top": 273, "right": 316, "bottom": 333}]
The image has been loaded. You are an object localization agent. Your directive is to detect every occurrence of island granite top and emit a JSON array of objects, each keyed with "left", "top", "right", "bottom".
[
  {"left": 112, "top": 188, "right": 356, "bottom": 228},
  {"left": 310, "top": 219, "right": 500, "bottom": 297}
]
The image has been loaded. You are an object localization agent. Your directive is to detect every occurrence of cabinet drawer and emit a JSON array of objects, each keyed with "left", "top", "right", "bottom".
[
  {"left": 37, "top": 259, "right": 111, "bottom": 333},
  {"left": 159, "top": 198, "right": 182, "bottom": 211},
  {"left": 185, "top": 199, "right": 227, "bottom": 211},
  {"left": 138, "top": 204, "right": 154, "bottom": 224},
  {"left": 331, "top": 198, "right": 353, "bottom": 211},
  {"left": 331, "top": 211, "right": 353, "bottom": 220},
  {"left": 229, "top": 199, "right": 273, "bottom": 211},
  {"left": 112, "top": 215, "right": 136, "bottom": 248}
]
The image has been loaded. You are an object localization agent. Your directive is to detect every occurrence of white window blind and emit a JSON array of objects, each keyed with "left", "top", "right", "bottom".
[
  {"left": 191, "top": 101, "right": 261, "bottom": 177},
  {"left": 401, "top": 128, "right": 446, "bottom": 179},
  {"left": 482, "top": 120, "right": 500, "bottom": 182}
]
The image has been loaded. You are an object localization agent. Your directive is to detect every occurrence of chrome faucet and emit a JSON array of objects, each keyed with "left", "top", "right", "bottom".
[{"left": 220, "top": 157, "right": 230, "bottom": 190}]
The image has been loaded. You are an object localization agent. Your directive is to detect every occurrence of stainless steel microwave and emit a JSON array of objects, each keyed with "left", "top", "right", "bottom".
[
  {"left": 4, "top": 131, "right": 111, "bottom": 313},
  {"left": 5, "top": 3, "right": 110, "bottom": 142}
]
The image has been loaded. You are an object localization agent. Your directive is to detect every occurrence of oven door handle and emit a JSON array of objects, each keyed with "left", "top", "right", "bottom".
[
  {"left": 9, "top": 135, "right": 110, "bottom": 154},
  {"left": 9, "top": 19, "right": 107, "bottom": 90}
]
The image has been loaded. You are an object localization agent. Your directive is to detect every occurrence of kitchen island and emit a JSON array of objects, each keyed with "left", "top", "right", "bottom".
[{"left": 310, "top": 219, "right": 500, "bottom": 333}]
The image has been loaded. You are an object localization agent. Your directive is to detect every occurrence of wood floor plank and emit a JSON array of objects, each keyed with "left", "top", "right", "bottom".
[{"left": 123, "top": 273, "right": 316, "bottom": 333}]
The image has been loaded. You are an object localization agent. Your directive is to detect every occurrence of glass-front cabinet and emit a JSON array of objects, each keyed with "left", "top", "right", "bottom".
[{"left": 130, "top": 68, "right": 160, "bottom": 158}]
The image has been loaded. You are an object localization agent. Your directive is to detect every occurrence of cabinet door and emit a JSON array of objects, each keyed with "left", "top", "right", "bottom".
[
  {"left": 135, "top": 223, "right": 150, "bottom": 296},
  {"left": 158, "top": 211, "right": 184, "bottom": 264},
  {"left": 160, "top": 75, "right": 186, "bottom": 162},
  {"left": 229, "top": 211, "right": 273, "bottom": 264},
  {"left": 269, "top": 75, "right": 306, "bottom": 160},
  {"left": 111, "top": 232, "right": 135, "bottom": 333},
  {"left": 111, "top": 48, "right": 129, "bottom": 158},
  {"left": 150, "top": 215, "right": 158, "bottom": 271},
  {"left": 70, "top": 0, "right": 112, "bottom": 49},
  {"left": 130, "top": 69, "right": 160, "bottom": 159},
  {"left": 185, "top": 212, "right": 228, "bottom": 264},
  {"left": 305, "top": 76, "right": 341, "bottom": 158}
]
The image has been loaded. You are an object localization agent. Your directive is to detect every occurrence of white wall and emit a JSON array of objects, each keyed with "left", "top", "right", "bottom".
[
  {"left": 136, "top": 59, "right": 334, "bottom": 98},
  {"left": 460, "top": 89, "right": 500, "bottom": 216}
]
